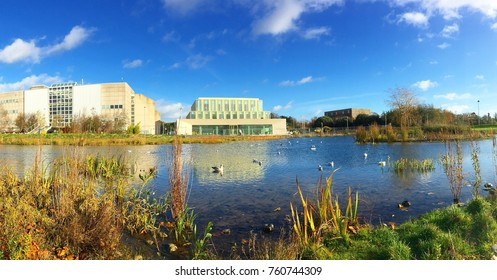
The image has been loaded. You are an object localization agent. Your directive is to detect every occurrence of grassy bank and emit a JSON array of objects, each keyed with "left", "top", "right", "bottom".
[{"left": 0, "top": 133, "right": 289, "bottom": 146}]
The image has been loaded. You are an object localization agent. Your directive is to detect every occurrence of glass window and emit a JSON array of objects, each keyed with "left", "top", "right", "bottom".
[
  {"left": 211, "top": 100, "right": 215, "bottom": 111},
  {"left": 204, "top": 101, "right": 209, "bottom": 111},
  {"left": 225, "top": 101, "right": 229, "bottom": 111},
  {"left": 212, "top": 112, "right": 217, "bottom": 119},
  {"left": 244, "top": 100, "right": 248, "bottom": 111},
  {"left": 218, "top": 101, "right": 222, "bottom": 111},
  {"left": 238, "top": 100, "right": 242, "bottom": 111},
  {"left": 226, "top": 113, "right": 231, "bottom": 119},
  {"left": 219, "top": 112, "right": 224, "bottom": 119},
  {"left": 231, "top": 100, "right": 236, "bottom": 111}
]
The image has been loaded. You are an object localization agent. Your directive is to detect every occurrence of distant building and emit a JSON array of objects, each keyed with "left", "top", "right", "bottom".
[
  {"left": 0, "top": 82, "right": 160, "bottom": 134},
  {"left": 177, "top": 97, "right": 287, "bottom": 135},
  {"left": 324, "top": 108, "right": 371, "bottom": 122}
]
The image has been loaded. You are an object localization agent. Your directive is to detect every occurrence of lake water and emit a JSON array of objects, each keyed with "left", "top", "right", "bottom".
[{"left": 1, "top": 136, "right": 496, "bottom": 256}]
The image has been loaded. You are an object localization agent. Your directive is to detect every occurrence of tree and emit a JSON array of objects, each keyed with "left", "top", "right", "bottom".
[
  {"left": 386, "top": 87, "right": 419, "bottom": 129},
  {"left": 312, "top": 116, "right": 333, "bottom": 128},
  {"left": 0, "top": 106, "right": 11, "bottom": 132}
]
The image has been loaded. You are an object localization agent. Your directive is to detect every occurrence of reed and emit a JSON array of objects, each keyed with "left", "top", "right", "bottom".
[
  {"left": 440, "top": 140, "right": 466, "bottom": 204},
  {"left": 392, "top": 158, "right": 435, "bottom": 173},
  {"left": 290, "top": 170, "right": 359, "bottom": 251}
]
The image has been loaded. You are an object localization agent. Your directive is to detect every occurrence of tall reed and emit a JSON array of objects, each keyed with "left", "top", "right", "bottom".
[
  {"left": 440, "top": 140, "right": 465, "bottom": 204},
  {"left": 167, "top": 135, "right": 191, "bottom": 219}
]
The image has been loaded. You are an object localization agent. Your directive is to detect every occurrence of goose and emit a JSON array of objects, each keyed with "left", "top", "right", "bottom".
[
  {"left": 318, "top": 165, "right": 323, "bottom": 171},
  {"left": 329, "top": 161, "right": 334, "bottom": 168},
  {"left": 378, "top": 161, "right": 386, "bottom": 166},
  {"left": 364, "top": 153, "right": 368, "bottom": 158},
  {"left": 212, "top": 164, "right": 224, "bottom": 173}
]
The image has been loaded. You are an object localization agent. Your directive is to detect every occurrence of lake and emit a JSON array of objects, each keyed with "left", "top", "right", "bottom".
[{"left": 1, "top": 136, "right": 496, "bottom": 256}]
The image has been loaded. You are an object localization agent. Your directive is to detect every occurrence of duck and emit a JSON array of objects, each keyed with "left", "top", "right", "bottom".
[
  {"left": 364, "top": 153, "right": 368, "bottom": 158},
  {"left": 212, "top": 164, "right": 224, "bottom": 173},
  {"left": 318, "top": 165, "right": 323, "bottom": 172}
]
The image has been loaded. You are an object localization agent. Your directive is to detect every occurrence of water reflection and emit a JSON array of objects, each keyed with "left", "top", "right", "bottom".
[{"left": 1, "top": 136, "right": 496, "bottom": 255}]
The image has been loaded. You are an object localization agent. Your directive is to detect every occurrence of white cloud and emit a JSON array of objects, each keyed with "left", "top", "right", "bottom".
[
  {"left": 398, "top": 12, "right": 429, "bottom": 27},
  {"left": 387, "top": 0, "right": 497, "bottom": 20},
  {"left": 429, "top": 60, "right": 438, "bottom": 65},
  {"left": 437, "top": 42, "right": 451, "bottom": 49},
  {"left": 441, "top": 23, "right": 459, "bottom": 38},
  {"left": 279, "top": 75, "right": 319, "bottom": 86},
  {"left": 44, "top": 26, "right": 94, "bottom": 55},
  {"left": 155, "top": 99, "right": 187, "bottom": 120},
  {"left": 0, "top": 39, "right": 40, "bottom": 63},
  {"left": 168, "top": 62, "right": 182, "bottom": 70},
  {"left": 434, "top": 92, "right": 473, "bottom": 100},
  {"left": 0, "top": 74, "right": 63, "bottom": 92},
  {"left": 413, "top": 79, "right": 438, "bottom": 91},
  {"left": 475, "top": 75, "right": 485, "bottom": 80},
  {"left": 253, "top": 0, "right": 304, "bottom": 35},
  {"left": 0, "top": 25, "right": 93, "bottom": 64},
  {"left": 161, "top": 0, "right": 205, "bottom": 15},
  {"left": 443, "top": 104, "right": 470, "bottom": 114},
  {"left": 252, "top": 0, "right": 342, "bottom": 36},
  {"left": 492, "top": 22, "right": 497, "bottom": 30},
  {"left": 185, "top": 54, "right": 212, "bottom": 69},
  {"left": 123, "top": 59, "right": 143, "bottom": 69},
  {"left": 302, "top": 26, "right": 330, "bottom": 39},
  {"left": 272, "top": 101, "right": 293, "bottom": 112}
]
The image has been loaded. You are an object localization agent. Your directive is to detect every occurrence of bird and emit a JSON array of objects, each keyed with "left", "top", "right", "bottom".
[
  {"left": 258, "top": 161, "right": 262, "bottom": 166},
  {"left": 378, "top": 161, "right": 386, "bottom": 167},
  {"left": 363, "top": 153, "right": 368, "bottom": 158},
  {"left": 329, "top": 161, "right": 334, "bottom": 168},
  {"left": 318, "top": 165, "right": 323, "bottom": 171},
  {"left": 212, "top": 164, "right": 224, "bottom": 173},
  {"left": 253, "top": 159, "right": 258, "bottom": 163}
]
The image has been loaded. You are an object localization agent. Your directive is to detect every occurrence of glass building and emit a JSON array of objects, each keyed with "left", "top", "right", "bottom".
[{"left": 178, "top": 97, "right": 287, "bottom": 135}]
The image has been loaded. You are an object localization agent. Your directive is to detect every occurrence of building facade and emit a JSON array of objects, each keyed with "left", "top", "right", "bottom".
[
  {"left": 0, "top": 82, "right": 160, "bottom": 134},
  {"left": 324, "top": 108, "right": 371, "bottom": 122},
  {"left": 177, "top": 97, "right": 287, "bottom": 135}
]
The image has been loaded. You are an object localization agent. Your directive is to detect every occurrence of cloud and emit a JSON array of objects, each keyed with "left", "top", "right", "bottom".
[
  {"left": 272, "top": 101, "right": 293, "bottom": 112},
  {"left": 475, "top": 75, "right": 485, "bottom": 80},
  {"left": 302, "top": 26, "right": 330, "bottom": 39},
  {"left": 44, "top": 26, "right": 94, "bottom": 55},
  {"left": 185, "top": 54, "right": 212, "bottom": 69},
  {"left": 437, "top": 42, "right": 451, "bottom": 49},
  {"left": 252, "top": 0, "right": 342, "bottom": 36},
  {"left": 279, "top": 75, "right": 320, "bottom": 86},
  {"left": 161, "top": 0, "right": 205, "bottom": 15},
  {"left": 441, "top": 23, "right": 459, "bottom": 38},
  {"left": 398, "top": 12, "right": 429, "bottom": 27},
  {"left": 0, "top": 74, "right": 63, "bottom": 92},
  {"left": 0, "top": 39, "right": 40, "bottom": 63},
  {"left": 0, "top": 25, "right": 94, "bottom": 64},
  {"left": 155, "top": 99, "right": 187, "bottom": 120},
  {"left": 434, "top": 92, "right": 473, "bottom": 101},
  {"left": 443, "top": 104, "right": 469, "bottom": 114},
  {"left": 387, "top": 0, "right": 497, "bottom": 20},
  {"left": 412, "top": 79, "right": 438, "bottom": 91},
  {"left": 492, "top": 22, "right": 497, "bottom": 30},
  {"left": 123, "top": 59, "right": 144, "bottom": 69}
]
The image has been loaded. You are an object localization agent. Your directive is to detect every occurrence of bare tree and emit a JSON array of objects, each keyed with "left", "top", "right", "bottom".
[{"left": 386, "top": 87, "right": 419, "bottom": 129}]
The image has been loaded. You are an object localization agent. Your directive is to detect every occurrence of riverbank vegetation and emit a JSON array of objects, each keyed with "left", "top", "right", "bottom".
[
  {"left": 0, "top": 133, "right": 288, "bottom": 146},
  {"left": 1, "top": 136, "right": 496, "bottom": 260}
]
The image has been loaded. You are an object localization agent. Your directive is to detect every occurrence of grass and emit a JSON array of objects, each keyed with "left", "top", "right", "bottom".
[
  {"left": 392, "top": 158, "right": 435, "bottom": 173},
  {"left": 0, "top": 133, "right": 289, "bottom": 146}
]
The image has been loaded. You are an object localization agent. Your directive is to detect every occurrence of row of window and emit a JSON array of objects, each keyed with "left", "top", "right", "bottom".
[
  {"left": 0, "top": 99, "right": 19, "bottom": 104},
  {"left": 192, "top": 125, "right": 273, "bottom": 136},
  {"left": 102, "top": 104, "right": 124, "bottom": 109},
  {"left": 194, "top": 99, "right": 262, "bottom": 112},
  {"left": 188, "top": 111, "right": 269, "bottom": 120},
  {"left": 6, "top": 109, "right": 18, "bottom": 114}
]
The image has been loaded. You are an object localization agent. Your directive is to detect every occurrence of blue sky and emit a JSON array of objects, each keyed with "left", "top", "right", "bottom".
[{"left": 1, "top": 0, "right": 496, "bottom": 122}]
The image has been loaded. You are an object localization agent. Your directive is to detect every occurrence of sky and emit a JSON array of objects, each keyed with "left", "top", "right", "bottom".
[{"left": 0, "top": 0, "right": 496, "bottom": 122}]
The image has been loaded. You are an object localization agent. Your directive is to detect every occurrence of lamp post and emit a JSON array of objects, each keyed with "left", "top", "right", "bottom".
[{"left": 477, "top": 100, "right": 480, "bottom": 126}]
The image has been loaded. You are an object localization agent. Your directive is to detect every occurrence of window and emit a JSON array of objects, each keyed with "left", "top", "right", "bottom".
[
  {"left": 218, "top": 100, "right": 222, "bottom": 111},
  {"left": 238, "top": 100, "right": 242, "bottom": 111},
  {"left": 244, "top": 100, "right": 248, "bottom": 111}
]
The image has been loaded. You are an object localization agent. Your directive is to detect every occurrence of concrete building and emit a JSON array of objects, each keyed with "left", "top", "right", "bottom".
[
  {"left": 0, "top": 82, "right": 160, "bottom": 134},
  {"left": 177, "top": 97, "right": 287, "bottom": 135},
  {"left": 324, "top": 108, "right": 371, "bottom": 122}
]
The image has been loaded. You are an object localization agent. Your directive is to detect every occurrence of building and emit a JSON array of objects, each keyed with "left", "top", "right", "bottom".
[
  {"left": 176, "top": 97, "right": 287, "bottom": 135},
  {"left": 324, "top": 108, "right": 371, "bottom": 122},
  {"left": 0, "top": 82, "right": 160, "bottom": 134}
]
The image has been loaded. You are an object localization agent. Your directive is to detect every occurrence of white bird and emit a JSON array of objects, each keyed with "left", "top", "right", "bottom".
[
  {"left": 364, "top": 153, "right": 368, "bottom": 158},
  {"left": 318, "top": 165, "right": 323, "bottom": 171},
  {"left": 329, "top": 161, "right": 334, "bottom": 168},
  {"left": 378, "top": 161, "right": 386, "bottom": 166},
  {"left": 212, "top": 164, "right": 224, "bottom": 173}
]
